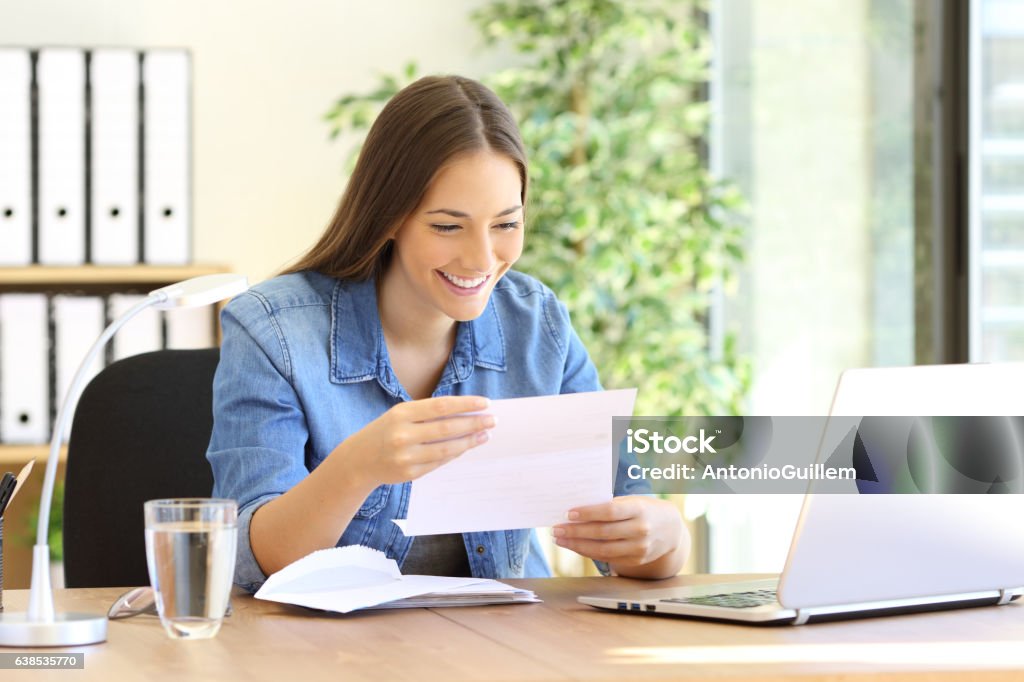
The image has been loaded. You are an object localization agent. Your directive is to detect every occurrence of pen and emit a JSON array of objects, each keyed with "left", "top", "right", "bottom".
[
  {"left": 7, "top": 459, "right": 35, "bottom": 509},
  {"left": 0, "top": 472, "right": 15, "bottom": 516}
]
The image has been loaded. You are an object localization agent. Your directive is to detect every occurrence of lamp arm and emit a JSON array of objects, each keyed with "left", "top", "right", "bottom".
[{"left": 28, "top": 293, "right": 164, "bottom": 621}]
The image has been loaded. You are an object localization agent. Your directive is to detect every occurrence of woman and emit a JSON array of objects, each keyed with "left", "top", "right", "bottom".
[{"left": 207, "top": 76, "right": 689, "bottom": 592}]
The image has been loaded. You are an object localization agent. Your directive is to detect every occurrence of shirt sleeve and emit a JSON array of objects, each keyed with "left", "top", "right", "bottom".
[{"left": 206, "top": 292, "right": 310, "bottom": 593}]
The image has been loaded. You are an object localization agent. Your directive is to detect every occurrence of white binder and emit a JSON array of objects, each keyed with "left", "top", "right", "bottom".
[
  {"left": 164, "top": 305, "right": 216, "bottom": 349},
  {"left": 90, "top": 49, "right": 140, "bottom": 265},
  {"left": 0, "top": 49, "right": 33, "bottom": 266},
  {"left": 108, "top": 293, "right": 163, "bottom": 361},
  {"left": 53, "top": 294, "right": 105, "bottom": 441},
  {"left": 37, "top": 48, "right": 87, "bottom": 265},
  {"left": 142, "top": 50, "right": 191, "bottom": 265},
  {"left": 0, "top": 294, "right": 50, "bottom": 444}
]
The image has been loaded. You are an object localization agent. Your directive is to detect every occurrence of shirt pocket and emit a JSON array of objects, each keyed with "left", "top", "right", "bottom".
[{"left": 353, "top": 485, "right": 390, "bottom": 519}]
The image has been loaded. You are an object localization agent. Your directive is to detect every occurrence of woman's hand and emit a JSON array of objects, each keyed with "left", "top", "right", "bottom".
[
  {"left": 251, "top": 395, "right": 492, "bottom": 577},
  {"left": 336, "top": 395, "right": 495, "bottom": 488},
  {"left": 551, "top": 496, "right": 689, "bottom": 579}
]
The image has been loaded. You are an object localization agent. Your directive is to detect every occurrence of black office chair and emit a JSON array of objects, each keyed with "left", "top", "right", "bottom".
[{"left": 63, "top": 348, "right": 220, "bottom": 588}]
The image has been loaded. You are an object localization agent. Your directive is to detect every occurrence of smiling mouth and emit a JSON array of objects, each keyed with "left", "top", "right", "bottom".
[{"left": 438, "top": 270, "right": 490, "bottom": 289}]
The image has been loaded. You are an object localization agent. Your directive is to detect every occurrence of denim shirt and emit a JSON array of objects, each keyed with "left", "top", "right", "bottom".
[{"left": 207, "top": 270, "right": 650, "bottom": 593}]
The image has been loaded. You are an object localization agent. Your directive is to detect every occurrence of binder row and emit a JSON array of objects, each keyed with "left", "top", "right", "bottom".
[
  {"left": 0, "top": 47, "right": 191, "bottom": 266},
  {"left": 0, "top": 292, "right": 215, "bottom": 445}
]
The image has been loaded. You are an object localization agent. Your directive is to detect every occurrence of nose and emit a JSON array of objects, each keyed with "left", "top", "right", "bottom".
[{"left": 462, "top": 227, "right": 497, "bottom": 274}]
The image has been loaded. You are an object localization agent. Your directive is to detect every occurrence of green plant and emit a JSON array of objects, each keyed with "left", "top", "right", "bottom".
[{"left": 324, "top": 0, "right": 748, "bottom": 416}]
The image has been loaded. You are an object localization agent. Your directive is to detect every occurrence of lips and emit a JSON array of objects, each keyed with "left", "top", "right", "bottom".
[
  {"left": 440, "top": 271, "right": 488, "bottom": 288},
  {"left": 436, "top": 270, "right": 490, "bottom": 296}
]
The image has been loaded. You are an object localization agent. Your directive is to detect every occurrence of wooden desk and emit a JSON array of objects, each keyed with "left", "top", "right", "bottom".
[{"left": 3, "top": 575, "right": 1024, "bottom": 681}]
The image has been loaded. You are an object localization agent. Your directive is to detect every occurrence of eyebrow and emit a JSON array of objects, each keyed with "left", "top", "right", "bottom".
[{"left": 425, "top": 205, "right": 522, "bottom": 219}]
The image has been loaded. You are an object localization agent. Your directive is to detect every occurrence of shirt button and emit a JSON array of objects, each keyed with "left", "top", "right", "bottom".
[{"left": 476, "top": 545, "right": 486, "bottom": 555}]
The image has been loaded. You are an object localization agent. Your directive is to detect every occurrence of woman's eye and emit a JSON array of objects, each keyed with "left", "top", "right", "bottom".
[
  {"left": 430, "top": 224, "right": 460, "bottom": 233},
  {"left": 495, "top": 221, "right": 520, "bottom": 231}
]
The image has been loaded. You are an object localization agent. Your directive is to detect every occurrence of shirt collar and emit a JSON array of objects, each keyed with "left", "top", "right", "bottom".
[{"left": 329, "top": 278, "right": 507, "bottom": 391}]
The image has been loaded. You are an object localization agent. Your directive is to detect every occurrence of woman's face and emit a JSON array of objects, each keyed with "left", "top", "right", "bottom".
[{"left": 386, "top": 150, "right": 525, "bottom": 323}]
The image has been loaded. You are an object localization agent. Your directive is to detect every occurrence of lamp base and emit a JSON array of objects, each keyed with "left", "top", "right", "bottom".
[{"left": 0, "top": 612, "right": 107, "bottom": 647}]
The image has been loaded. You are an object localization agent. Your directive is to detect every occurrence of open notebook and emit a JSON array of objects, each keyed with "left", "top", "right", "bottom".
[{"left": 254, "top": 545, "right": 540, "bottom": 614}]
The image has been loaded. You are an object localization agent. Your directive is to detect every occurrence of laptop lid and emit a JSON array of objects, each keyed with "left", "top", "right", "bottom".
[{"left": 778, "top": 363, "right": 1024, "bottom": 609}]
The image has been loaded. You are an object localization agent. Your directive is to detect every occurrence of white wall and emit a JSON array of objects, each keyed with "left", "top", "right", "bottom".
[{"left": 0, "top": 0, "right": 504, "bottom": 282}]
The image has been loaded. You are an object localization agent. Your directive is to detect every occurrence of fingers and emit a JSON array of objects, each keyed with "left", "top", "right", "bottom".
[
  {"left": 552, "top": 518, "right": 647, "bottom": 542},
  {"left": 407, "top": 430, "right": 491, "bottom": 472},
  {"left": 401, "top": 395, "right": 490, "bottom": 421},
  {"left": 562, "top": 497, "right": 642, "bottom": 524},
  {"left": 416, "top": 413, "right": 496, "bottom": 444},
  {"left": 552, "top": 493, "right": 671, "bottom": 561},
  {"left": 551, "top": 515, "right": 656, "bottom": 566},
  {"left": 417, "top": 428, "right": 493, "bottom": 458},
  {"left": 552, "top": 537, "right": 647, "bottom": 565},
  {"left": 385, "top": 412, "right": 494, "bottom": 453},
  {"left": 368, "top": 396, "right": 493, "bottom": 484},
  {"left": 375, "top": 429, "right": 487, "bottom": 482}
]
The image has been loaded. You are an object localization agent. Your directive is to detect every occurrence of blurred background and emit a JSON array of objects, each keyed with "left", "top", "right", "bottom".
[{"left": 1, "top": 0, "right": 1022, "bottom": 583}]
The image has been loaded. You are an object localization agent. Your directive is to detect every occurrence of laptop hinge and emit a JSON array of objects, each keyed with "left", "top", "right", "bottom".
[
  {"left": 792, "top": 609, "right": 810, "bottom": 626},
  {"left": 997, "top": 589, "right": 1014, "bottom": 606}
]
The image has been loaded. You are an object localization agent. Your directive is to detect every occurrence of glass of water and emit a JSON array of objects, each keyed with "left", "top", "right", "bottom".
[{"left": 144, "top": 498, "right": 237, "bottom": 640}]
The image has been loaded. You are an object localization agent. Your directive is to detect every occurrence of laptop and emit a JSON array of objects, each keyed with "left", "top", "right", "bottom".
[{"left": 579, "top": 363, "right": 1024, "bottom": 625}]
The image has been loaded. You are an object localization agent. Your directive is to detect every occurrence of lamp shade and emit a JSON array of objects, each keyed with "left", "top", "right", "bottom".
[{"left": 150, "top": 273, "right": 248, "bottom": 310}]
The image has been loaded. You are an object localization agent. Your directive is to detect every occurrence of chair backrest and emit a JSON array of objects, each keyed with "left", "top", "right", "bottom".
[{"left": 63, "top": 348, "right": 220, "bottom": 588}]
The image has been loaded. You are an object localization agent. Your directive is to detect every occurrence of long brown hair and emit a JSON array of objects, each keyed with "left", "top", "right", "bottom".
[{"left": 286, "top": 75, "right": 528, "bottom": 280}]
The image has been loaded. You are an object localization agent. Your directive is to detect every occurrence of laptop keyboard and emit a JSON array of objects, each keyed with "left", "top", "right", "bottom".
[{"left": 661, "top": 588, "right": 778, "bottom": 609}]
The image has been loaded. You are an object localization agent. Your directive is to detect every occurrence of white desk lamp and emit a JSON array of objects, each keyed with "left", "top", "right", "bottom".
[{"left": 0, "top": 273, "right": 248, "bottom": 646}]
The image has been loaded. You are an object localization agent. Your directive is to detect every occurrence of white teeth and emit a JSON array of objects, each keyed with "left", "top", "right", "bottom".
[{"left": 440, "top": 271, "right": 487, "bottom": 289}]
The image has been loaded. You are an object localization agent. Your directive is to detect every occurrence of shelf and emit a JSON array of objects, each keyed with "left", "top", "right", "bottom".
[
  {"left": 0, "top": 264, "right": 230, "bottom": 288},
  {"left": 0, "top": 444, "right": 65, "bottom": 466},
  {"left": 0, "top": 265, "right": 232, "bottom": 462}
]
